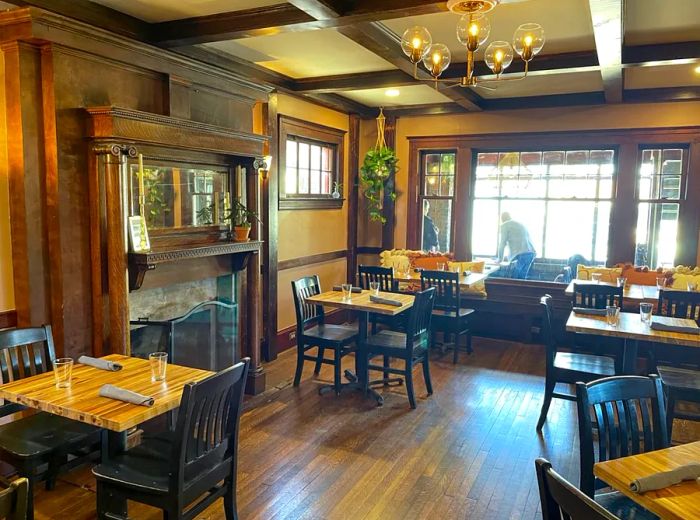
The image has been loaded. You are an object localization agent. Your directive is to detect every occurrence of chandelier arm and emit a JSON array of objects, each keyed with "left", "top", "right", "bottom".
[{"left": 476, "top": 72, "right": 528, "bottom": 85}]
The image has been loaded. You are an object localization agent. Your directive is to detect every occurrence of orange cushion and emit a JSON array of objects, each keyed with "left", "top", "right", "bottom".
[
  {"left": 411, "top": 255, "right": 452, "bottom": 270},
  {"left": 620, "top": 265, "right": 671, "bottom": 286}
]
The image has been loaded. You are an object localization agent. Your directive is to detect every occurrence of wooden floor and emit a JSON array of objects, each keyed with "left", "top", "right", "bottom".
[{"left": 32, "top": 338, "right": 699, "bottom": 519}]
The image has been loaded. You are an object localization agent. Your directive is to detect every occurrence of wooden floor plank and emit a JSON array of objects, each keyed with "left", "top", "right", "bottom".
[{"left": 29, "top": 337, "right": 699, "bottom": 519}]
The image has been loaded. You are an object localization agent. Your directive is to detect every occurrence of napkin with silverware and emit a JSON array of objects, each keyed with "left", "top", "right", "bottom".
[
  {"left": 572, "top": 307, "right": 607, "bottom": 316},
  {"left": 78, "top": 355, "right": 123, "bottom": 371},
  {"left": 629, "top": 463, "right": 700, "bottom": 493},
  {"left": 370, "top": 295, "right": 402, "bottom": 307},
  {"left": 650, "top": 320, "right": 700, "bottom": 335},
  {"left": 99, "top": 384, "right": 154, "bottom": 407},
  {"left": 332, "top": 286, "right": 362, "bottom": 293}
]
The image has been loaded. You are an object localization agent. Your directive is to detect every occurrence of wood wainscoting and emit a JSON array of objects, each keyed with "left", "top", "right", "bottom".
[{"left": 0, "top": 310, "right": 17, "bottom": 330}]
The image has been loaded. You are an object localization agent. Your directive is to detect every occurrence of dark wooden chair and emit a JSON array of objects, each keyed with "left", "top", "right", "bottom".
[
  {"left": 572, "top": 283, "right": 624, "bottom": 309},
  {"left": 536, "top": 295, "right": 617, "bottom": 431},
  {"left": 0, "top": 326, "right": 101, "bottom": 520},
  {"left": 535, "top": 459, "right": 620, "bottom": 520},
  {"left": 0, "top": 477, "right": 29, "bottom": 520},
  {"left": 576, "top": 375, "right": 667, "bottom": 520},
  {"left": 420, "top": 270, "right": 475, "bottom": 363},
  {"left": 358, "top": 265, "right": 405, "bottom": 334},
  {"left": 654, "top": 289, "right": 700, "bottom": 439},
  {"left": 291, "top": 276, "right": 357, "bottom": 395},
  {"left": 363, "top": 288, "right": 436, "bottom": 409},
  {"left": 93, "top": 359, "right": 250, "bottom": 520}
]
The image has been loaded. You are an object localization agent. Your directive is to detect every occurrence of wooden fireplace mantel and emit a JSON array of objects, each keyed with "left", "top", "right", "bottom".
[{"left": 128, "top": 240, "right": 263, "bottom": 291}]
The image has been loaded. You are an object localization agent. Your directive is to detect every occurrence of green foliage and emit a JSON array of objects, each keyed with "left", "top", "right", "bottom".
[
  {"left": 359, "top": 146, "right": 398, "bottom": 224},
  {"left": 141, "top": 168, "right": 170, "bottom": 229},
  {"left": 224, "top": 199, "right": 262, "bottom": 228}
]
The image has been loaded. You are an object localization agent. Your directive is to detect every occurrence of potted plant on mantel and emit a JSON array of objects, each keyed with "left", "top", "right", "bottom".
[{"left": 226, "top": 200, "right": 261, "bottom": 242}]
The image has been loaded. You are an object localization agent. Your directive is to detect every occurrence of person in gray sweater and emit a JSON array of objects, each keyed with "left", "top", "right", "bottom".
[{"left": 497, "top": 212, "right": 536, "bottom": 279}]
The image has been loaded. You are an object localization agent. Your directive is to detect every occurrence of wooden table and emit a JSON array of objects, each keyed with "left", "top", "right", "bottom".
[
  {"left": 594, "top": 441, "right": 700, "bottom": 520},
  {"left": 566, "top": 311, "right": 700, "bottom": 373},
  {"left": 565, "top": 279, "right": 659, "bottom": 305},
  {"left": 393, "top": 265, "right": 499, "bottom": 288},
  {"left": 0, "top": 354, "right": 213, "bottom": 517},
  {"left": 305, "top": 290, "right": 414, "bottom": 404}
]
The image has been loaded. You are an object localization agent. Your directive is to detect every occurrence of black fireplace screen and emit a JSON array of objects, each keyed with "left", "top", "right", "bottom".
[{"left": 130, "top": 300, "right": 238, "bottom": 372}]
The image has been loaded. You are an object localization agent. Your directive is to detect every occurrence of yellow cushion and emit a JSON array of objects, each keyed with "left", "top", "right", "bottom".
[
  {"left": 380, "top": 254, "right": 410, "bottom": 273},
  {"left": 671, "top": 272, "right": 700, "bottom": 290},
  {"left": 448, "top": 261, "right": 485, "bottom": 274},
  {"left": 576, "top": 265, "right": 622, "bottom": 283}
]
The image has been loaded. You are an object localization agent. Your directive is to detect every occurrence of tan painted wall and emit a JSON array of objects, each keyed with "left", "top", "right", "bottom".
[
  {"left": 391, "top": 101, "right": 700, "bottom": 252},
  {"left": 0, "top": 51, "right": 14, "bottom": 312},
  {"left": 276, "top": 94, "right": 350, "bottom": 331}
]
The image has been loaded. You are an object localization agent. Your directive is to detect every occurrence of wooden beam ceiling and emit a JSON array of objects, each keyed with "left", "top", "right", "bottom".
[
  {"left": 152, "top": 1, "right": 448, "bottom": 47},
  {"left": 589, "top": 0, "right": 623, "bottom": 103}
]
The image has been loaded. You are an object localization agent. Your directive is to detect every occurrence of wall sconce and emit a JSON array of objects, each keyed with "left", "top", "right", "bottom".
[{"left": 254, "top": 155, "right": 273, "bottom": 179}]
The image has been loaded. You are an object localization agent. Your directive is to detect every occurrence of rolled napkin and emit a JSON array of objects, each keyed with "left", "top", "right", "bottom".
[
  {"left": 629, "top": 463, "right": 700, "bottom": 493},
  {"left": 99, "top": 384, "right": 154, "bottom": 407},
  {"left": 650, "top": 321, "right": 700, "bottom": 335},
  {"left": 332, "top": 285, "right": 362, "bottom": 293},
  {"left": 78, "top": 355, "right": 122, "bottom": 371},
  {"left": 370, "top": 295, "right": 403, "bottom": 307},
  {"left": 572, "top": 307, "right": 607, "bottom": 316}
]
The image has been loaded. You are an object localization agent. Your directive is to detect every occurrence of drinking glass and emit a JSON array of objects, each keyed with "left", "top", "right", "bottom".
[
  {"left": 53, "top": 358, "right": 73, "bottom": 388},
  {"left": 606, "top": 306, "right": 620, "bottom": 327},
  {"left": 437, "top": 262, "right": 446, "bottom": 271},
  {"left": 369, "top": 281, "right": 380, "bottom": 296},
  {"left": 149, "top": 352, "right": 168, "bottom": 382},
  {"left": 656, "top": 277, "right": 666, "bottom": 290},
  {"left": 591, "top": 273, "right": 602, "bottom": 284},
  {"left": 616, "top": 277, "right": 627, "bottom": 289},
  {"left": 640, "top": 302, "right": 653, "bottom": 324},
  {"left": 688, "top": 282, "right": 698, "bottom": 292},
  {"left": 341, "top": 283, "right": 353, "bottom": 302}
]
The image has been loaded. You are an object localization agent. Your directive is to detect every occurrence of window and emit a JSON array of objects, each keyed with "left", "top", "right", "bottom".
[
  {"left": 279, "top": 117, "right": 345, "bottom": 210},
  {"left": 635, "top": 147, "right": 688, "bottom": 268},
  {"left": 471, "top": 149, "right": 615, "bottom": 264},
  {"left": 420, "top": 151, "right": 456, "bottom": 252}
]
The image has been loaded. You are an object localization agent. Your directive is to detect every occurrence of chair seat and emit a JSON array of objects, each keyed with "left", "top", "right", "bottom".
[
  {"left": 432, "top": 308, "right": 475, "bottom": 319},
  {"left": 365, "top": 330, "right": 426, "bottom": 358},
  {"left": 596, "top": 491, "right": 658, "bottom": 520},
  {"left": 0, "top": 412, "right": 100, "bottom": 459},
  {"left": 92, "top": 433, "right": 173, "bottom": 495},
  {"left": 657, "top": 365, "right": 700, "bottom": 392},
  {"left": 302, "top": 324, "right": 358, "bottom": 344},
  {"left": 554, "top": 352, "right": 616, "bottom": 376}
]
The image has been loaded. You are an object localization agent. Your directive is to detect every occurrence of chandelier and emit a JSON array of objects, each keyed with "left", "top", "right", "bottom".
[{"left": 400, "top": 0, "right": 545, "bottom": 89}]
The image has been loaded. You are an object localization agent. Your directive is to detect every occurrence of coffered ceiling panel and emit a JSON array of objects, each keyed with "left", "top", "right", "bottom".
[
  {"left": 625, "top": 64, "right": 700, "bottom": 90},
  {"left": 625, "top": 0, "right": 700, "bottom": 45},
  {"left": 382, "top": 0, "right": 595, "bottom": 60},
  {"left": 475, "top": 70, "right": 603, "bottom": 98},
  {"left": 90, "top": 0, "right": 281, "bottom": 23},
  {"left": 206, "top": 29, "right": 396, "bottom": 78},
  {"left": 340, "top": 85, "right": 453, "bottom": 107}
]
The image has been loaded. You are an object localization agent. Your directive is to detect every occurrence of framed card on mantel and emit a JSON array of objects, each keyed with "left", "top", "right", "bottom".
[{"left": 128, "top": 215, "right": 151, "bottom": 252}]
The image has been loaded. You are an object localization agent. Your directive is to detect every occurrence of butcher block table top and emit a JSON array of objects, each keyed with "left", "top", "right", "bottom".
[
  {"left": 0, "top": 354, "right": 213, "bottom": 432},
  {"left": 305, "top": 290, "right": 414, "bottom": 316}
]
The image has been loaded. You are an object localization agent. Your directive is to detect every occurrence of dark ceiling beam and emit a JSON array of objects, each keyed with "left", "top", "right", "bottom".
[
  {"left": 383, "top": 103, "right": 469, "bottom": 118},
  {"left": 623, "top": 41, "right": 700, "bottom": 67},
  {"left": 2, "top": 0, "right": 150, "bottom": 40},
  {"left": 481, "top": 91, "right": 606, "bottom": 111},
  {"left": 623, "top": 86, "right": 700, "bottom": 103},
  {"left": 338, "top": 22, "right": 483, "bottom": 111},
  {"left": 588, "top": 0, "right": 623, "bottom": 103},
  {"left": 152, "top": 1, "right": 447, "bottom": 47}
]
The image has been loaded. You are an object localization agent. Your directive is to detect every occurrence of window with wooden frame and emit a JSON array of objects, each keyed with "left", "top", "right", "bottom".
[
  {"left": 634, "top": 146, "right": 689, "bottom": 268},
  {"left": 279, "top": 116, "right": 345, "bottom": 210},
  {"left": 419, "top": 151, "right": 457, "bottom": 252}
]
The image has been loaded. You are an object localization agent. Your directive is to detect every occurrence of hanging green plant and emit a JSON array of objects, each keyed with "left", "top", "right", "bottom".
[{"left": 359, "top": 108, "right": 398, "bottom": 224}]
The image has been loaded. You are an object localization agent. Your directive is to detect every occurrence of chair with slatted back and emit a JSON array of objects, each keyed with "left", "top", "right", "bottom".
[
  {"left": 536, "top": 295, "right": 617, "bottom": 431},
  {"left": 291, "top": 276, "right": 358, "bottom": 395},
  {"left": 357, "top": 265, "right": 405, "bottom": 332},
  {"left": 93, "top": 359, "right": 249, "bottom": 520},
  {"left": 535, "top": 459, "right": 620, "bottom": 520},
  {"left": 654, "top": 289, "right": 700, "bottom": 439},
  {"left": 363, "top": 288, "right": 436, "bottom": 409},
  {"left": 0, "top": 326, "right": 102, "bottom": 520},
  {"left": 0, "top": 477, "right": 28, "bottom": 520},
  {"left": 573, "top": 283, "right": 624, "bottom": 309},
  {"left": 420, "top": 270, "right": 475, "bottom": 363},
  {"left": 576, "top": 375, "right": 667, "bottom": 520}
]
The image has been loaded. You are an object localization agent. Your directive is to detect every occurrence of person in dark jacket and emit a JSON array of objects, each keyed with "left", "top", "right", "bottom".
[{"left": 422, "top": 199, "right": 440, "bottom": 252}]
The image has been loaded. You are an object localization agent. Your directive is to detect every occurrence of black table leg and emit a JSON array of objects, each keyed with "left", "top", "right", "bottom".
[
  {"left": 100, "top": 430, "right": 128, "bottom": 519},
  {"left": 622, "top": 339, "right": 639, "bottom": 375}
]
